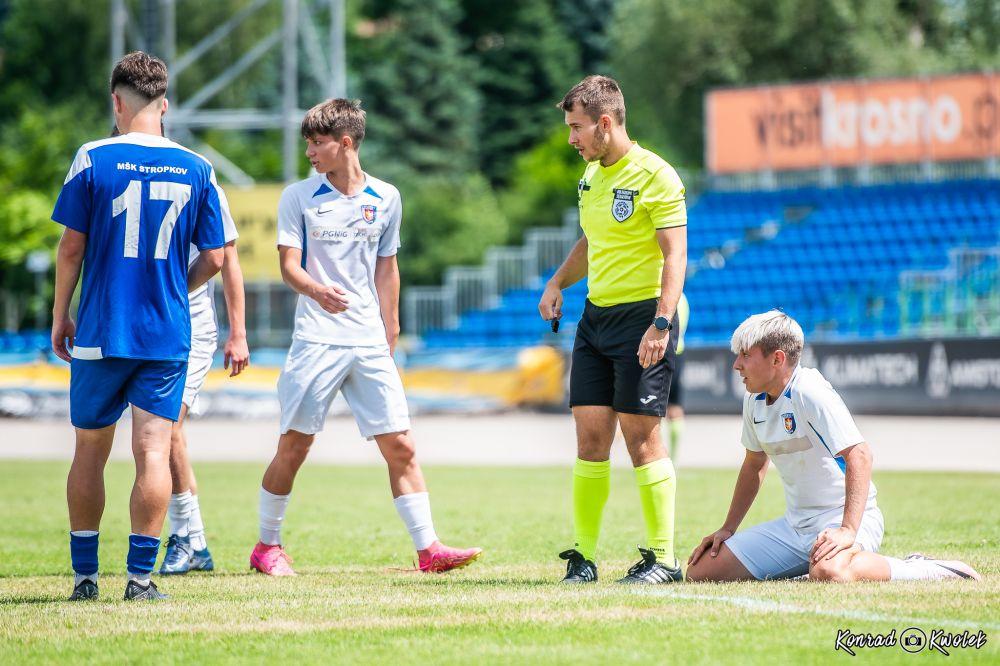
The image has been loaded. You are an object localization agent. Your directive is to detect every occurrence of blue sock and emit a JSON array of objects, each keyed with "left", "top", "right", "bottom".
[
  {"left": 69, "top": 531, "right": 99, "bottom": 580},
  {"left": 126, "top": 533, "right": 160, "bottom": 576}
]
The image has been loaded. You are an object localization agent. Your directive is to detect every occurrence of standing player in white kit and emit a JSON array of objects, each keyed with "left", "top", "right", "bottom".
[
  {"left": 249, "top": 99, "right": 482, "bottom": 575},
  {"left": 159, "top": 204, "right": 249, "bottom": 575}
]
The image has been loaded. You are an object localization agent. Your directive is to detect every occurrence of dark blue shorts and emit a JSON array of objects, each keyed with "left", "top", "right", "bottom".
[{"left": 70, "top": 357, "right": 188, "bottom": 429}]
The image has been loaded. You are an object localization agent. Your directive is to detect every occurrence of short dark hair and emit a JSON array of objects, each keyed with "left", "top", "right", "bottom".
[
  {"left": 301, "top": 98, "right": 366, "bottom": 147},
  {"left": 110, "top": 51, "right": 168, "bottom": 101},
  {"left": 558, "top": 75, "right": 626, "bottom": 126}
]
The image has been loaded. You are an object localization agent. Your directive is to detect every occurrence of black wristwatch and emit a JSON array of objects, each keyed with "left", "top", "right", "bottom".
[{"left": 653, "top": 315, "right": 672, "bottom": 332}]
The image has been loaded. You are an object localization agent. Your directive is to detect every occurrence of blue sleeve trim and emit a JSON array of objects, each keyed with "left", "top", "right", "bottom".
[
  {"left": 808, "top": 421, "right": 846, "bottom": 474},
  {"left": 300, "top": 220, "right": 308, "bottom": 268}
]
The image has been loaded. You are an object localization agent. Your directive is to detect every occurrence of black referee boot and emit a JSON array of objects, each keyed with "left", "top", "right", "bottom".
[
  {"left": 559, "top": 549, "right": 598, "bottom": 583},
  {"left": 617, "top": 546, "right": 682, "bottom": 584}
]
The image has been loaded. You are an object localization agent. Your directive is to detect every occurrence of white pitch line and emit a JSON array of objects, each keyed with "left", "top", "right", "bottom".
[{"left": 640, "top": 589, "right": 1000, "bottom": 632}]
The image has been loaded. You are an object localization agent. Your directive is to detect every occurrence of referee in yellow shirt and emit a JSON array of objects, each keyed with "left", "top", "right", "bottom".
[{"left": 539, "top": 75, "right": 687, "bottom": 584}]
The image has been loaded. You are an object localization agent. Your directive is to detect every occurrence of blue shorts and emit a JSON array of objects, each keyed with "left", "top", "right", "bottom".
[{"left": 70, "top": 357, "right": 188, "bottom": 429}]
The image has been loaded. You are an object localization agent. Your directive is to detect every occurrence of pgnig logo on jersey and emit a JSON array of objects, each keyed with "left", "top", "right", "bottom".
[{"left": 834, "top": 627, "right": 987, "bottom": 656}]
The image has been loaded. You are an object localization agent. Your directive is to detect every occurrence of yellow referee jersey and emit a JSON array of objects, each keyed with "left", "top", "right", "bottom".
[{"left": 578, "top": 143, "right": 686, "bottom": 307}]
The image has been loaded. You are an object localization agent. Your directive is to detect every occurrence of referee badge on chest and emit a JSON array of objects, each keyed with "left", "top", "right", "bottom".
[
  {"left": 611, "top": 188, "right": 637, "bottom": 222},
  {"left": 361, "top": 204, "right": 377, "bottom": 224}
]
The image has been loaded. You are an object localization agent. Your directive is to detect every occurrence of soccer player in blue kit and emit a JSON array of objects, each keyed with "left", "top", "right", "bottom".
[{"left": 50, "top": 52, "right": 228, "bottom": 601}]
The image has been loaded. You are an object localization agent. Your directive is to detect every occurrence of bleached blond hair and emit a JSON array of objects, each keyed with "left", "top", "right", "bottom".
[{"left": 730, "top": 310, "right": 804, "bottom": 366}]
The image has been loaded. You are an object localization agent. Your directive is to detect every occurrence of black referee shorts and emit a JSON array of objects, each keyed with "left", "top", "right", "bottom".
[
  {"left": 667, "top": 353, "right": 684, "bottom": 407},
  {"left": 569, "top": 298, "right": 677, "bottom": 417}
]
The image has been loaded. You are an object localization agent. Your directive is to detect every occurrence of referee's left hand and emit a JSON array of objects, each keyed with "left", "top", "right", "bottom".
[{"left": 637, "top": 325, "right": 669, "bottom": 369}]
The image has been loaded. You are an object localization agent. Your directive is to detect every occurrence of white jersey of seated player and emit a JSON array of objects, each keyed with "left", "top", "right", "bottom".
[{"left": 740, "top": 365, "right": 878, "bottom": 534}]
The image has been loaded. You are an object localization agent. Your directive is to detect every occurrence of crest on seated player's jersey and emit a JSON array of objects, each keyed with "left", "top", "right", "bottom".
[
  {"left": 361, "top": 205, "right": 377, "bottom": 224},
  {"left": 612, "top": 188, "right": 637, "bottom": 222},
  {"left": 782, "top": 412, "right": 797, "bottom": 434}
]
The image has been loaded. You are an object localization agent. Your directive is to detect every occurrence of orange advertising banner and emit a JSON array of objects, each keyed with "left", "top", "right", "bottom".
[{"left": 706, "top": 73, "right": 1000, "bottom": 173}]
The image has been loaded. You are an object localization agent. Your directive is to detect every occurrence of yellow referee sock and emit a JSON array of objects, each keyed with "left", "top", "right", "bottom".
[
  {"left": 572, "top": 458, "right": 611, "bottom": 562},
  {"left": 635, "top": 458, "right": 676, "bottom": 564}
]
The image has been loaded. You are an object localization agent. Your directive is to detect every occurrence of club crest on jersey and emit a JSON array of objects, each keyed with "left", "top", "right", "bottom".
[
  {"left": 782, "top": 412, "right": 796, "bottom": 434},
  {"left": 611, "top": 188, "right": 637, "bottom": 222},
  {"left": 361, "top": 205, "right": 377, "bottom": 224}
]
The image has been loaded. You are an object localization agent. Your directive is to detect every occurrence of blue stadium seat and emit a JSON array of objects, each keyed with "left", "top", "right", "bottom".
[{"left": 420, "top": 178, "right": 999, "bottom": 349}]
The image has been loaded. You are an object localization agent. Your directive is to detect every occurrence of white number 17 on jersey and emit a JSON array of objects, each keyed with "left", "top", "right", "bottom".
[{"left": 112, "top": 179, "right": 192, "bottom": 259}]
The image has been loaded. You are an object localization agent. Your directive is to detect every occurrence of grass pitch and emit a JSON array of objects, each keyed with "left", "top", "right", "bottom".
[{"left": 1, "top": 461, "right": 997, "bottom": 664}]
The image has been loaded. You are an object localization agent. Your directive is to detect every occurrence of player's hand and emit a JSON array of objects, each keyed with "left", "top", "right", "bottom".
[
  {"left": 51, "top": 316, "right": 76, "bottom": 363},
  {"left": 810, "top": 526, "right": 856, "bottom": 563},
  {"left": 224, "top": 333, "right": 250, "bottom": 377},
  {"left": 385, "top": 325, "right": 400, "bottom": 356},
  {"left": 688, "top": 528, "right": 734, "bottom": 566},
  {"left": 637, "top": 324, "right": 669, "bottom": 368},
  {"left": 538, "top": 280, "right": 563, "bottom": 323},
  {"left": 313, "top": 284, "right": 349, "bottom": 314}
]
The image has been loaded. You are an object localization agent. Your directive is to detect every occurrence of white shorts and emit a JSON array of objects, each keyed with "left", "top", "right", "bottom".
[
  {"left": 278, "top": 339, "right": 410, "bottom": 439},
  {"left": 181, "top": 332, "right": 218, "bottom": 416},
  {"left": 726, "top": 506, "right": 884, "bottom": 580}
]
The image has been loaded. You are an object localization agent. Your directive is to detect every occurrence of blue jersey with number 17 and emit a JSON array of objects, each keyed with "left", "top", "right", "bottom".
[{"left": 52, "top": 132, "right": 229, "bottom": 362}]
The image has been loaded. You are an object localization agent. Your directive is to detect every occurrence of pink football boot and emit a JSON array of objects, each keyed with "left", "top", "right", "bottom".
[
  {"left": 250, "top": 542, "right": 296, "bottom": 576},
  {"left": 418, "top": 541, "right": 483, "bottom": 573}
]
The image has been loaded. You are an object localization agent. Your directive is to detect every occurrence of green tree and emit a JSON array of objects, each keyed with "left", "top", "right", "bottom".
[
  {"left": 554, "top": 0, "right": 615, "bottom": 74},
  {"left": 0, "top": 0, "right": 109, "bottom": 122},
  {"left": 500, "top": 125, "right": 583, "bottom": 242},
  {"left": 359, "top": 0, "right": 481, "bottom": 176},
  {"left": 609, "top": 0, "right": 1000, "bottom": 167},
  {"left": 396, "top": 172, "right": 508, "bottom": 286},
  {"left": 458, "top": 0, "right": 579, "bottom": 183}
]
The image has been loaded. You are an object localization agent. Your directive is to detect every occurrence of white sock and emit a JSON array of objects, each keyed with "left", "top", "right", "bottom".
[
  {"left": 127, "top": 572, "right": 151, "bottom": 586},
  {"left": 74, "top": 573, "right": 98, "bottom": 586},
  {"left": 886, "top": 556, "right": 951, "bottom": 581},
  {"left": 188, "top": 494, "right": 207, "bottom": 551},
  {"left": 168, "top": 491, "right": 194, "bottom": 537},
  {"left": 259, "top": 487, "right": 291, "bottom": 546},
  {"left": 393, "top": 492, "right": 438, "bottom": 551}
]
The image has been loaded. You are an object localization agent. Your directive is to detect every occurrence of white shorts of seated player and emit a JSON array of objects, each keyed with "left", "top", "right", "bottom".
[
  {"left": 726, "top": 506, "right": 884, "bottom": 580},
  {"left": 278, "top": 338, "right": 409, "bottom": 438}
]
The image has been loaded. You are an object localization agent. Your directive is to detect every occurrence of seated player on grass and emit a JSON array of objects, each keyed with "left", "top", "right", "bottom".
[{"left": 686, "top": 310, "right": 981, "bottom": 583}]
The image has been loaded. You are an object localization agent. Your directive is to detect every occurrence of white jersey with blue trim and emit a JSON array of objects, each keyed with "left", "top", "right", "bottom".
[
  {"left": 276, "top": 172, "right": 402, "bottom": 346},
  {"left": 52, "top": 132, "right": 228, "bottom": 361},
  {"left": 740, "top": 365, "right": 877, "bottom": 532},
  {"left": 188, "top": 200, "right": 239, "bottom": 334}
]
